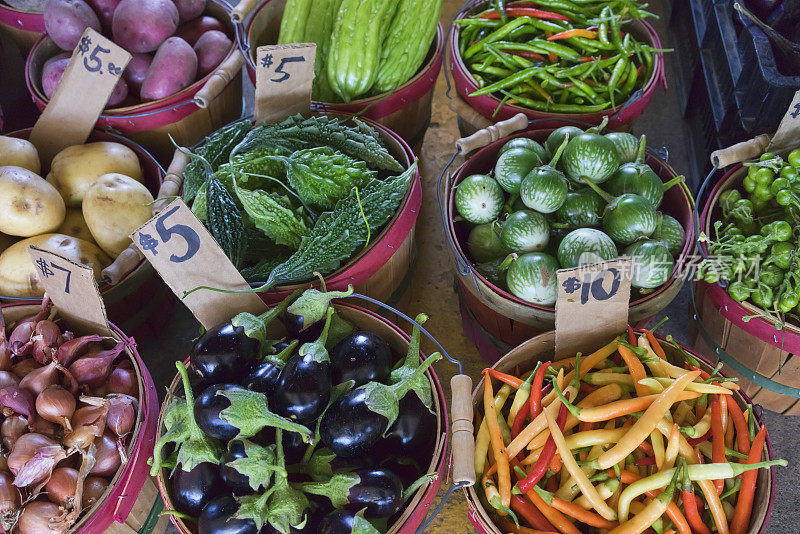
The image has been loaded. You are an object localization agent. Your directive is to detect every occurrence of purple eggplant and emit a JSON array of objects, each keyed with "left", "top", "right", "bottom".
[
  {"left": 170, "top": 462, "right": 228, "bottom": 517},
  {"left": 198, "top": 495, "right": 258, "bottom": 534},
  {"left": 189, "top": 323, "right": 259, "bottom": 384},
  {"left": 330, "top": 331, "right": 391, "bottom": 387},
  {"left": 299, "top": 468, "right": 403, "bottom": 518},
  {"left": 195, "top": 383, "right": 248, "bottom": 441}
]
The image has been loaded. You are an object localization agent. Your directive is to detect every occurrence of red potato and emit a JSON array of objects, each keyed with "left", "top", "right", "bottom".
[
  {"left": 106, "top": 77, "right": 129, "bottom": 106},
  {"left": 175, "top": 15, "right": 226, "bottom": 46},
  {"left": 44, "top": 0, "right": 101, "bottom": 51},
  {"left": 43, "top": 52, "right": 70, "bottom": 71},
  {"left": 172, "top": 0, "right": 205, "bottom": 23},
  {"left": 123, "top": 53, "right": 152, "bottom": 94},
  {"left": 85, "top": 0, "right": 122, "bottom": 31},
  {"left": 193, "top": 30, "right": 231, "bottom": 78},
  {"left": 112, "top": 0, "right": 179, "bottom": 53},
  {"left": 41, "top": 58, "right": 70, "bottom": 99},
  {"left": 140, "top": 37, "right": 197, "bottom": 101}
]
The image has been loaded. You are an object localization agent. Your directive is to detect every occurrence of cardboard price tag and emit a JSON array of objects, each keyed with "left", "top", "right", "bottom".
[
  {"left": 29, "top": 28, "right": 131, "bottom": 164},
  {"left": 555, "top": 258, "right": 632, "bottom": 358},
  {"left": 130, "top": 199, "right": 268, "bottom": 329},
  {"left": 255, "top": 43, "right": 316, "bottom": 125},
  {"left": 27, "top": 246, "right": 110, "bottom": 335}
]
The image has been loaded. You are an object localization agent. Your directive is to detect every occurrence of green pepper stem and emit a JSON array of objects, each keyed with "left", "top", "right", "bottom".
[
  {"left": 532, "top": 484, "right": 556, "bottom": 505},
  {"left": 403, "top": 473, "right": 438, "bottom": 502},
  {"left": 551, "top": 376, "right": 581, "bottom": 418}
]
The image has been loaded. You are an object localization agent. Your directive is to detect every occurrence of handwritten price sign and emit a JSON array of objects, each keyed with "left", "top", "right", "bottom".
[
  {"left": 555, "top": 258, "right": 632, "bottom": 358},
  {"left": 255, "top": 43, "right": 316, "bottom": 125},
  {"left": 29, "top": 28, "right": 131, "bottom": 164},
  {"left": 27, "top": 246, "right": 110, "bottom": 335},
  {"left": 130, "top": 199, "right": 267, "bottom": 329}
]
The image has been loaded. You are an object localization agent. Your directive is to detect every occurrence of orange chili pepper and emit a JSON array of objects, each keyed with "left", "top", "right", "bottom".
[
  {"left": 643, "top": 330, "right": 666, "bottom": 359},
  {"left": 547, "top": 28, "right": 598, "bottom": 40},
  {"left": 729, "top": 426, "right": 767, "bottom": 534},
  {"left": 711, "top": 394, "right": 725, "bottom": 494}
]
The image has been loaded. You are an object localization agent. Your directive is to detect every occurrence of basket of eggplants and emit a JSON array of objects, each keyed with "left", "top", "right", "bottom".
[{"left": 151, "top": 286, "right": 450, "bottom": 534}]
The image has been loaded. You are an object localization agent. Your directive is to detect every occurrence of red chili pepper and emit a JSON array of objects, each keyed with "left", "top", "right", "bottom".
[
  {"left": 485, "top": 368, "right": 524, "bottom": 388},
  {"left": 517, "top": 402, "right": 567, "bottom": 493},
  {"left": 687, "top": 364, "right": 712, "bottom": 381},
  {"left": 682, "top": 482, "right": 712, "bottom": 534},
  {"left": 547, "top": 28, "right": 598, "bottom": 41},
  {"left": 503, "top": 49, "right": 546, "bottom": 61},
  {"left": 512, "top": 399, "right": 531, "bottom": 440},
  {"left": 510, "top": 493, "right": 555, "bottom": 531},
  {"left": 635, "top": 455, "right": 656, "bottom": 466},
  {"left": 529, "top": 360, "right": 550, "bottom": 421},
  {"left": 627, "top": 325, "right": 636, "bottom": 345},
  {"left": 480, "top": 7, "right": 570, "bottom": 21},
  {"left": 579, "top": 382, "right": 596, "bottom": 395},
  {"left": 710, "top": 394, "right": 725, "bottom": 494},
  {"left": 687, "top": 430, "right": 712, "bottom": 447},
  {"left": 548, "top": 52, "right": 558, "bottom": 62}
]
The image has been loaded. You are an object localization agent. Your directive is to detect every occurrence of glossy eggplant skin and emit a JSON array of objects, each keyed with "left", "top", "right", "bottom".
[
  {"left": 282, "top": 426, "right": 307, "bottom": 465},
  {"left": 244, "top": 361, "right": 283, "bottom": 396},
  {"left": 220, "top": 440, "right": 254, "bottom": 496},
  {"left": 330, "top": 331, "right": 391, "bottom": 387},
  {"left": 272, "top": 352, "right": 331, "bottom": 424},
  {"left": 382, "top": 393, "right": 437, "bottom": 465},
  {"left": 320, "top": 388, "right": 385, "bottom": 458},
  {"left": 347, "top": 468, "right": 403, "bottom": 518},
  {"left": 198, "top": 495, "right": 258, "bottom": 534},
  {"left": 283, "top": 310, "right": 324, "bottom": 343},
  {"left": 170, "top": 462, "right": 227, "bottom": 516},
  {"left": 194, "top": 383, "right": 247, "bottom": 441},
  {"left": 319, "top": 510, "right": 357, "bottom": 534},
  {"left": 189, "top": 323, "right": 259, "bottom": 384}
]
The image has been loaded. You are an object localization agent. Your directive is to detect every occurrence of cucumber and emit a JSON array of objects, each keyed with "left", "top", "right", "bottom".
[
  {"left": 501, "top": 210, "right": 550, "bottom": 253},
  {"left": 454, "top": 174, "right": 504, "bottom": 224},
  {"left": 651, "top": 212, "right": 685, "bottom": 256},
  {"left": 557, "top": 228, "right": 618, "bottom": 269},
  {"left": 624, "top": 240, "right": 674, "bottom": 289},
  {"left": 494, "top": 147, "right": 542, "bottom": 194},
  {"left": 506, "top": 252, "right": 560, "bottom": 305}
]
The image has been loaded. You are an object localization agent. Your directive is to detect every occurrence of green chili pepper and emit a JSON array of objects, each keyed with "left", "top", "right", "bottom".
[
  {"left": 759, "top": 265, "right": 785, "bottom": 288},
  {"left": 607, "top": 55, "right": 629, "bottom": 107},
  {"left": 769, "top": 242, "right": 794, "bottom": 271},
  {"left": 469, "top": 65, "right": 545, "bottom": 96},
  {"left": 499, "top": 89, "right": 610, "bottom": 112},
  {"left": 464, "top": 17, "right": 532, "bottom": 59},
  {"left": 728, "top": 281, "right": 752, "bottom": 303},
  {"left": 621, "top": 61, "right": 638, "bottom": 94},
  {"left": 568, "top": 76, "right": 600, "bottom": 104},
  {"left": 761, "top": 220, "right": 792, "bottom": 241},
  {"left": 751, "top": 285, "right": 774, "bottom": 309}
]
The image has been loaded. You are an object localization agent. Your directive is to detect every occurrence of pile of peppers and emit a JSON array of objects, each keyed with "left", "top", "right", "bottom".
[
  {"left": 456, "top": 0, "right": 663, "bottom": 114},
  {"left": 475, "top": 330, "right": 786, "bottom": 534},
  {"left": 699, "top": 149, "right": 800, "bottom": 325}
]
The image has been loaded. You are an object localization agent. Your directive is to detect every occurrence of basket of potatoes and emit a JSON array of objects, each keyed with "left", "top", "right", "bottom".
[{"left": 0, "top": 130, "right": 174, "bottom": 338}]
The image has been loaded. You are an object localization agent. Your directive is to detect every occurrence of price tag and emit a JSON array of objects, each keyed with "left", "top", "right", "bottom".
[
  {"left": 130, "top": 199, "right": 268, "bottom": 329},
  {"left": 255, "top": 43, "right": 316, "bottom": 125},
  {"left": 27, "top": 246, "right": 111, "bottom": 335},
  {"left": 555, "top": 258, "right": 632, "bottom": 358},
  {"left": 29, "top": 28, "right": 131, "bottom": 165},
  {"left": 769, "top": 90, "right": 800, "bottom": 152}
]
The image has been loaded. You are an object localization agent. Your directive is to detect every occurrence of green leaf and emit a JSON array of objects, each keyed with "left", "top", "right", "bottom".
[
  {"left": 226, "top": 441, "right": 283, "bottom": 492},
  {"left": 352, "top": 510, "right": 382, "bottom": 534},
  {"left": 287, "top": 287, "right": 354, "bottom": 334},
  {"left": 231, "top": 291, "right": 298, "bottom": 355},
  {"left": 218, "top": 389, "right": 313, "bottom": 442},
  {"left": 389, "top": 313, "right": 433, "bottom": 412},
  {"left": 297, "top": 307, "right": 335, "bottom": 364},
  {"left": 266, "top": 483, "right": 309, "bottom": 534},
  {"left": 362, "top": 353, "right": 441, "bottom": 433},
  {"left": 235, "top": 184, "right": 310, "bottom": 249},
  {"left": 256, "top": 162, "right": 416, "bottom": 289},
  {"left": 298, "top": 472, "right": 361, "bottom": 508},
  {"left": 304, "top": 448, "right": 337, "bottom": 481},
  {"left": 149, "top": 362, "right": 221, "bottom": 476},
  {"left": 235, "top": 491, "right": 272, "bottom": 531},
  {"left": 327, "top": 312, "right": 355, "bottom": 349},
  {"left": 279, "top": 147, "right": 376, "bottom": 209}
]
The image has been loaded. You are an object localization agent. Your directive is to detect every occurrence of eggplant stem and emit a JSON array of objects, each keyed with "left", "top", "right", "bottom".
[
  {"left": 661, "top": 175, "right": 684, "bottom": 191},
  {"left": 636, "top": 134, "right": 647, "bottom": 164},
  {"left": 549, "top": 134, "right": 570, "bottom": 168},
  {"left": 582, "top": 177, "right": 614, "bottom": 204}
]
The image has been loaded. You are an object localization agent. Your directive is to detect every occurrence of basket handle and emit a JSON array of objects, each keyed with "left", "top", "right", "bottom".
[
  {"left": 231, "top": 0, "right": 259, "bottom": 22},
  {"left": 710, "top": 134, "right": 772, "bottom": 168},
  {"left": 447, "top": 95, "right": 492, "bottom": 131},
  {"left": 101, "top": 148, "right": 190, "bottom": 285},
  {"left": 455, "top": 112, "right": 528, "bottom": 154},
  {"left": 194, "top": 50, "right": 245, "bottom": 109},
  {"left": 450, "top": 374, "right": 476, "bottom": 487}
]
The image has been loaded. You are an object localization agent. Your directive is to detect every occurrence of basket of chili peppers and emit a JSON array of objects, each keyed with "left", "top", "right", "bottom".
[
  {"left": 461, "top": 328, "right": 784, "bottom": 534},
  {"left": 449, "top": 0, "right": 667, "bottom": 130},
  {"left": 693, "top": 140, "right": 800, "bottom": 414}
]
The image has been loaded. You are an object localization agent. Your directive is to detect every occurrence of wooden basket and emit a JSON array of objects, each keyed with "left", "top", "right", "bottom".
[
  {"left": 1, "top": 302, "right": 168, "bottom": 534},
  {"left": 154, "top": 302, "right": 449, "bottom": 534},
  {"left": 460, "top": 329, "right": 777, "bottom": 534},
  {"left": 1, "top": 129, "right": 174, "bottom": 340},
  {"left": 23, "top": 0, "right": 243, "bottom": 164},
  {"left": 158, "top": 112, "right": 422, "bottom": 306},
  {"left": 693, "top": 154, "right": 800, "bottom": 415},
  {"left": 233, "top": 0, "right": 444, "bottom": 148},
  {"left": 0, "top": 1, "right": 44, "bottom": 53},
  {"left": 438, "top": 117, "right": 695, "bottom": 354}
]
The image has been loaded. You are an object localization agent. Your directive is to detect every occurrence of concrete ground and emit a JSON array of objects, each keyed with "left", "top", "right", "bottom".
[{"left": 143, "top": 0, "right": 800, "bottom": 531}]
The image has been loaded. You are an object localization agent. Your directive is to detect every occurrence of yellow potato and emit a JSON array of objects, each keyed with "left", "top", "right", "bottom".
[
  {"left": 47, "top": 142, "right": 144, "bottom": 207},
  {"left": 0, "top": 166, "right": 66, "bottom": 237},
  {"left": 83, "top": 173, "right": 154, "bottom": 258},
  {"left": 0, "top": 136, "right": 40, "bottom": 174},
  {"left": 56, "top": 208, "right": 96, "bottom": 244},
  {"left": 0, "top": 233, "right": 111, "bottom": 297}
]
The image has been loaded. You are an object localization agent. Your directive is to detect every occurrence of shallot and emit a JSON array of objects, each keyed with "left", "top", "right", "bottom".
[
  {"left": 68, "top": 342, "right": 126, "bottom": 388},
  {"left": 0, "top": 471, "right": 20, "bottom": 532},
  {"left": 20, "top": 361, "right": 78, "bottom": 397},
  {"left": 0, "top": 372, "right": 19, "bottom": 389},
  {"left": 45, "top": 467, "right": 78, "bottom": 508},
  {"left": 81, "top": 476, "right": 108, "bottom": 509},
  {"left": 108, "top": 366, "right": 137, "bottom": 396},
  {"left": 11, "top": 359, "right": 39, "bottom": 379},
  {"left": 1, "top": 415, "right": 27, "bottom": 451},
  {"left": 0, "top": 387, "right": 35, "bottom": 423},
  {"left": 54, "top": 335, "right": 103, "bottom": 367},
  {"left": 106, "top": 394, "right": 137, "bottom": 437},
  {"left": 17, "top": 501, "right": 68, "bottom": 534},
  {"left": 8, "top": 433, "right": 67, "bottom": 488},
  {"left": 63, "top": 403, "right": 109, "bottom": 451},
  {"left": 88, "top": 432, "right": 122, "bottom": 477},
  {"left": 9, "top": 322, "right": 35, "bottom": 357},
  {"left": 37, "top": 386, "right": 76, "bottom": 431},
  {"left": 31, "top": 321, "right": 62, "bottom": 365}
]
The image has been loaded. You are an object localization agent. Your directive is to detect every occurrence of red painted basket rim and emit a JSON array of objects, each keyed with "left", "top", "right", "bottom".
[
  {"left": 448, "top": 5, "right": 664, "bottom": 121},
  {"left": 446, "top": 125, "right": 695, "bottom": 314},
  {"left": 0, "top": 2, "right": 45, "bottom": 31}
]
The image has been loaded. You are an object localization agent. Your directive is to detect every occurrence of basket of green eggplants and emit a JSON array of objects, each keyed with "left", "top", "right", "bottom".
[{"left": 444, "top": 120, "right": 694, "bottom": 314}]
